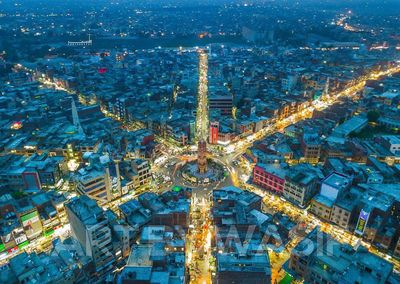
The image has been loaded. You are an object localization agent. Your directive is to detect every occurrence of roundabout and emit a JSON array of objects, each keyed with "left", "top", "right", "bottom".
[
  {"left": 177, "top": 140, "right": 227, "bottom": 186},
  {"left": 180, "top": 157, "right": 226, "bottom": 185}
]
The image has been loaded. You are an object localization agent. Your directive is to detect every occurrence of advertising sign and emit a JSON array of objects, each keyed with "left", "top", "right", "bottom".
[
  {"left": 355, "top": 209, "right": 370, "bottom": 235},
  {"left": 21, "top": 211, "right": 40, "bottom": 227}
]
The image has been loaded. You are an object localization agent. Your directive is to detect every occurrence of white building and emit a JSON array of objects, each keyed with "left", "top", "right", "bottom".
[
  {"left": 320, "top": 172, "right": 351, "bottom": 202},
  {"left": 75, "top": 166, "right": 112, "bottom": 204},
  {"left": 130, "top": 159, "right": 152, "bottom": 188},
  {"left": 66, "top": 196, "right": 115, "bottom": 274}
]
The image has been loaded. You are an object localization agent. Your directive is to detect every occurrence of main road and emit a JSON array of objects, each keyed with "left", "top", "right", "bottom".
[
  {"left": 196, "top": 50, "right": 210, "bottom": 141},
  {"left": 223, "top": 64, "right": 400, "bottom": 158}
]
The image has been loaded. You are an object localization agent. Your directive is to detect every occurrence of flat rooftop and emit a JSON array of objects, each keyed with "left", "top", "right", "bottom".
[{"left": 323, "top": 172, "right": 350, "bottom": 190}]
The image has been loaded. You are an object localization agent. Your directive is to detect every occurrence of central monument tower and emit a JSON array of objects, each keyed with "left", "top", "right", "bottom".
[{"left": 197, "top": 140, "right": 207, "bottom": 174}]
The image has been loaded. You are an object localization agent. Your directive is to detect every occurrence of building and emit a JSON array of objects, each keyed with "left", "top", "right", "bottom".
[
  {"left": 118, "top": 243, "right": 186, "bottom": 283},
  {"left": 281, "top": 75, "right": 298, "bottom": 92},
  {"left": 253, "top": 163, "right": 287, "bottom": 194},
  {"left": 66, "top": 196, "right": 115, "bottom": 275},
  {"left": 31, "top": 192, "right": 62, "bottom": 238},
  {"left": 15, "top": 199, "right": 43, "bottom": 240},
  {"left": 75, "top": 165, "right": 112, "bottom": 204},
  {"left": 283, "top": 164, "right": 321, "bottom": 208},
  {"left": 212, "top": 187, "right": 271, "bottom": 284},
  {"left": 26, "top": 153, "right": 66, "bottom": 189},
  {"left": 329, "top": 195, "right": 356, "bottom": 230},
  {"left": 119, "top": 199, "right": 152, "bottom": 232},
  {"left": 0, "top": 153, "right": 66, "bottom": 193},
  {"left": 320, "top": 172, "right": 351, "bottom": 201},
  {"left": 309, "top": 194, "right": 334, "bottom": 220},
  {"left": 300, "top": 133, "right": 321, "bottom": 164},
  {"left": 378, "top": 135, "right": 400, "bottom": 155},
  {"left": 353, "top": 184, "right": 397, "bottom": 240},
  {"left": 209, "top": 121, "right": 219, "bottom": 144},
  {"left": 166, "top": 121, "right": 189, "bottom": 146},
  {"left": 130, "top": 159, "right": 152, "bottom": 188},
  {"left": 215, "top": 253, "right": 271, "bottom": 284},
  {"left": 209, "top": 94, "right": 233, "bottom": 116},
  {"left": 376, "top": 91, "right": 400, "bottom": 106},
  {"left": 122, "top": 158, "right": 152, "bottom": 190},
  {"left": 394, "top": 237, "right": 400, "bottom": 258},
  {"left": 4, "top": 252, "right": 72, "bottom": 283},
  {"left": 309, "top": 172, "right": 351, "bottom": 220},
  {"left": 288, "top": 227, "right": 399, "bottom": 284},
  {"left": 332, "top": 115, "right": 368, "bottom": 138},
  {"left": 213, "top": 186, "right": 262, "bottom": 213},
  {"left": 116, "top": 97, "right": 130, "bottom": 120}
]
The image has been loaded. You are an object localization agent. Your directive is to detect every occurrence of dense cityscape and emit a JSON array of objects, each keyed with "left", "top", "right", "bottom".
[{"left": 0, "top": 0, "right": 400, "bottom": 283}]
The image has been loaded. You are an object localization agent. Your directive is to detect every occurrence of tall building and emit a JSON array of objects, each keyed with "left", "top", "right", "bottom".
[
  {"left": 71, "top": 98, "right": 84, "bottom": 136},
  {"left": 197, "top": 140, "right": 208, "bottom": 174},
  {"left": 66, "top": 196, "right": 115, "bottom": 275},
  {"left": 75, "top": 164, "right": 113, "bottom": 204},
  {"left": 130, "top": 159, "right": 152, "bottom": 188},
  {"left": 209, "top": 121, "right": 219, "bottom": 144},
  {"left": 116, "top": 97, "right": 127, "bottom": 120}
]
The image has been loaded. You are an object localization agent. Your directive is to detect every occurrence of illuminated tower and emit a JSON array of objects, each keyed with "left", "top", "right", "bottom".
[
  {"left": 71, "top": 98, "right": 84, "bottom": 136},
  {"left": 197, "top": 140, "right": 208, "bottom": 174}
]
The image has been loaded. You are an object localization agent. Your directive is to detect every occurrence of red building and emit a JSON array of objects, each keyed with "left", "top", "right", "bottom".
[
  {"left": 209, "top": 121, "right": 219, "bottom": 144},
  {"left": 253, "top": 163, "right": 287, "bottom": 194}
]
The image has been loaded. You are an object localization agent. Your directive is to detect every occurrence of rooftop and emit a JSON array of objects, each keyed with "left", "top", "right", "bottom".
[
  {"left": 323, "top": 172, "right": 351, "bottom": 190},
  {"left": 126, "top": 244, "right": 154, "bottom": 267},
  {"left": 66, "top": 195, "right": 105, "bottom": 226},
  {"left": 333, "top": 115, "right": 368, "bottom": 137},
  {"left": 256, "top": 163, "right": 288, "bottom": 179}
]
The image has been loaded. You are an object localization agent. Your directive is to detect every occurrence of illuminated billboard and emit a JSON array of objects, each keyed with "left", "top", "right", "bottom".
[
  {"left": 20, "top": 211, "right": 43, "bottom": 239},
  {"left": 21, "top": 211, "right": 40, "bottom": 226},
  {"left": 355, "top": 209, "right": 370, "bottom": 235}
]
